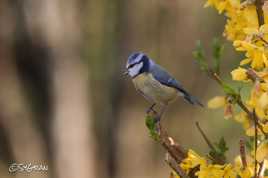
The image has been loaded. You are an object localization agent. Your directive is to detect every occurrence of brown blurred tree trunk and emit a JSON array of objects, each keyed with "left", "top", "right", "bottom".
[
  {"left": 0, "top": 1, "right": 49, "bottom": 178},
  {"left": 0, "top": 0, "right": 97, "bottom": 178},
  {"left": 85, "top": 0, "right": 126, "bottom": 177},
  {"left": 35, "top": 1, "right": 97, "bottom": 178},
  {"left": 52, "top": 60, "right": 96, "bottom": 178}
]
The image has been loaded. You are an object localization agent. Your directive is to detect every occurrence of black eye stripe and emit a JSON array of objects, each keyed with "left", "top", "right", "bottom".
[
  {"left": 127, "top": 63, "right": 136, "bottom": 69},
  {"left": 127, "top": 61, "right": 143, "bottom": 69}
]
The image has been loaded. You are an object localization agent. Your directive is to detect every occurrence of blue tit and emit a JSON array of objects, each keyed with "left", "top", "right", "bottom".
[{"left": 125, "top": 52, "right": 203, "bottom": 117}]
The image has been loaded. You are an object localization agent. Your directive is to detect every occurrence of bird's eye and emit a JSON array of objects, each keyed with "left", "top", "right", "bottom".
[
  {"left": 128, "top": 63, "right": 135, "bottom": 69},
  {"left": 127, "top": 61, "right": 143, "bottom": 69}
]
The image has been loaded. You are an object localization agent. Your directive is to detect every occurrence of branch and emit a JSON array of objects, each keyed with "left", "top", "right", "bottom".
[
  {"left": 246, "top": 69, "right": 264, "bottom": 82},
  {"left": 257, "top": 35, "right": 268, "bottom": 46},
  {"left": 165, "top": 153, "right": 190, "bottom": 178},
  {"left": 239, "top": 139, "right": 247, "bottom": 169},
  {"left": 257, "top": 161, "right": 265, "bottom": 178},
  {"left": 195, "top": 122, "right": 215, "bottom": 151},
  {"left": 237, "top": 100, "right": 267, "bottom": 137},
  {"left": 158, "top": 123, "right": 187, "bottom": 162},
  {"left": 196, "top": 122, "right": 226, "bottom": 165},
  {"left": 146, "top": 114, "right": 191, "bottom": 177},
  {"left": 208, "top": 70, "right": 268, "bottom": 137},
  {"left": 255, "top": 0, "right": 264, "bottom": 26},
  {"left": 254, "top": 110, "right": 258, "bottom": 178}
]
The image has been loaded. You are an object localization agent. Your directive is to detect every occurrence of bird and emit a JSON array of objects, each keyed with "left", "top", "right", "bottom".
[{"left": 124, "top": 52, "right": 203, "bottom": 118}]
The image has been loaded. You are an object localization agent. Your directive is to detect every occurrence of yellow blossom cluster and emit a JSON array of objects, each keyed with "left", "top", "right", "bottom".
[
  {"left": 178, "top": 150, "right": 268, "bottom": 178},
  {"left": 206, "top": 0, "right": 268, "bottom": 137},
  {"left": 175, "top": 1, "right": 268, "bottom": 178}
]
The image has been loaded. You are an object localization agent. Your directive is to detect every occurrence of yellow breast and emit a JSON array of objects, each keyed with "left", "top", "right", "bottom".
[{"left": 132, "top": 73, "right": 178, "bottom": 105}]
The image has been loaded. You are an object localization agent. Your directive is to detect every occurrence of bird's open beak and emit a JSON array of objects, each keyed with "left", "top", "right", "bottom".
[{"left": 123, "top": 70, "right": 129, "bottom": 76}]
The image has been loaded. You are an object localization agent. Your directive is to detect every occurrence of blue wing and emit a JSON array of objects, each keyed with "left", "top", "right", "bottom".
[
  {"left": 149, "top": 63, "right": 183, "bottom": 91},
  {"left": 149, "top": 63, "right": 203, "bottom": 107}
]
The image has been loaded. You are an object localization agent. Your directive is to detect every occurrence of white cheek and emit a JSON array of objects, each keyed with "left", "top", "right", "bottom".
[{"left": 128, "top": 62, "right": 143, "bottom": 77}]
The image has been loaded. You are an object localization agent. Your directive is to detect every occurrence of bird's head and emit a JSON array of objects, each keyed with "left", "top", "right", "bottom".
[{"left": 125, "top": 52, "right": 150, "bottom": 78}]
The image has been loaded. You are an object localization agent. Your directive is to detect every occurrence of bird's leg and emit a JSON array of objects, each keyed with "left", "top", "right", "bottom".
[
  {"left": 146, "top": 103, "right": 157, "bottom": 114},
  {"left": 153, "top": 105, "right": 166, "bottom": 134},
  {"left": 155, "top": 105, "right": 167, "bottom": 122}
]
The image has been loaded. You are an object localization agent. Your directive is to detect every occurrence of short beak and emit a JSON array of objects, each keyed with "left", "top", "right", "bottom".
[{"left": 123, "top": 70, "right": 129, "bottom": 76}]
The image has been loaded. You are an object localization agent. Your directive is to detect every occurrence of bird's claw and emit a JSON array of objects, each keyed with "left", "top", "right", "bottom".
[
  {"left": 155, "top": 114, "right": 161, "bottom": 122},
  {"left": 154, "top": 116, "right": 161, "bottom": 134},
  {"left": 146, "top": 107, "right": 157, "bottom": 115}
]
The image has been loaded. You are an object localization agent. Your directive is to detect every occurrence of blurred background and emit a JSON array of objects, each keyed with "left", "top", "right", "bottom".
[{"left": 0, "top": 0, "right": 246, "bottom": 178}]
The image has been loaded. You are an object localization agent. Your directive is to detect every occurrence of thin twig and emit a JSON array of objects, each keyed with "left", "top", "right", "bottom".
[
  {"left": 165, "top": 153, "right": 190, "bottom": 178},
  {"left": 254, "top": 110, "right": 258, "bottom": 178},
  {"left": 208, "top": 70, "right": 268, "bottom": 137},
  {"left": 241, "top": 0, "right": 256, "bottom": 9},
  {"left": 210, "top": 71, "right": 224, "bottom": 86},
  {"left": 195, "top": 122, "right": 226, "bottom": 165},
  {"left": 255, "top": 0, "right": 265, "bottom": 26},
  {"left": 253, "top": 4, "right": 265, "bottom": 178},
  {"left": 236, "top": 100, "right": 267, "bottom": 137},
  {"left": 147, "top": 114, "right": 191, "bottom": 178},
  {"left": 246, "top": 69, "right": 264, "bottom": 82},
  {"left": 257, "top": 161, "right": 265, "bottom": 178},
  {"left": 157, "top": 122, "right": 187, "bottom": 163},
  {"left": 258, "top": 35, "right": 268, "bottom": 46},
  {"left": 239, "top": 139, "right": 247, "bottom": 169},
  {"left": 195, "top": 122, "right": 216, "bottom": 151}
]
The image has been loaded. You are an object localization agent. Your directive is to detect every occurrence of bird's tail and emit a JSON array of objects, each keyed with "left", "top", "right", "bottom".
[
  {"left": 183, "top": 93, "right": 203, "bottom": 107},
  {"left": 178, "top": 89, "right": 203, "bottom": 107}
]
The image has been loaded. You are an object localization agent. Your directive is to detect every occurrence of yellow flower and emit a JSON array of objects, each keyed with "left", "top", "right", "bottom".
[
  {"left": 234, "top": 112, "right": 250, "bottom": 129},
  {"left": 256, "top": 141, "right": 268, "bottom": 162},
  {"left": 234, "top": 155, "right": 254, "bottom": 177},
  {"left": 246, "top": 84, "right": 268, "bottom": 120},
  {"left": 231, "top": 67, "right": 248, "bottom": 81},
  {"left": 263, "top": 123, "right": 268, "bottom": 133},
  {"left": 264, "top": 1, "right": 268, "bottom": 24},
  {"left": 196, "top": 164, "right": 225, "bottom": 178},
  {"left": 204, "top": 0, "right": 240, "bottom": 14},
  {"left": 224, "top": 5, "right": 258, "bottom": 41},
  {"left": 258, "top": 92, "right": 268, "bottom": 109},
  {"left": 180, "top": 149, "right": 206, "bottom": 171},
  {"left": 207, "top": 96, "right": 226, "bottom": 108},
  {"left": 245, "top": 126, "right": 256, "bottom": 136},
  {"left": 260, "top": 82, "right": 268, "bottom": 91},
  {"left": 243, "top": 24, "right": 268, "bottom": 37},
  {"left": 233, "top": 40, "right": 267, "bottom": 69},
  {"left": 169, "top": 171, "right": 180, "bottom": 178},
  {"left": 208, "top": 96, "right": 234, "bottom": 119},
  {"left": 240, "top": 58, "right": 251, "bottom": 65},
  {"left": 234, "top": 155, "right": 254, "bottom": 169},
  {"left": 258, "top": 70, "right": 268, "bottom": 82},
  {"left": 243, "top": 5, "right": 258, "bottom": 28},
  {"left": 224, "top": 103, "right": 234, "bottom": 119},
  {"left": 245, "top": 124, "right": 265, "bottom": 136},
  {"left": 255, "top": 106, "right": 267, "bottom": 120},
  {"left": 239, "top": 167, "right": 252, "bottom": 178},
  {"left": 223, "top": 164, "right": 236, "bottom": 178},
  {"left": 224, "top": 11, "right": 247, "bottom": 40}
]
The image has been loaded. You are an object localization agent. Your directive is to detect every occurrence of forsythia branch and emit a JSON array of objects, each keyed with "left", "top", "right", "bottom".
[
  {"left": 195, "top": 122, "right": 226, "bottom": 165},
  {"left": 257, "top": 161, "right": 265, "bottom": 178},
  {"left": 195, "top": 122, "right": 215, "bottom": 151},
  {"left": 239, "top": 139, "right": 248, "bottom": 169},
  {"left": 145, "top": 114, "right": 192, "bottom": 178},
  {"left": 254, "top": 110, "right": 258, "bottom": 178},
  {"left": 255, "top": 0, "right": 265, "bottom": 26},
  {"left": 208, "top": 70, "right": 268, "bottom": 137},
  {"left": 165, "top": 154, "right": 190, "bottom": 178}
]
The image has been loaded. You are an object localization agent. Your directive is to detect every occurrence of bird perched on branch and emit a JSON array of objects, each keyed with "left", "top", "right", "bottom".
[{"left": 124, "top": 52, "right": 203, "bottom": 118}]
